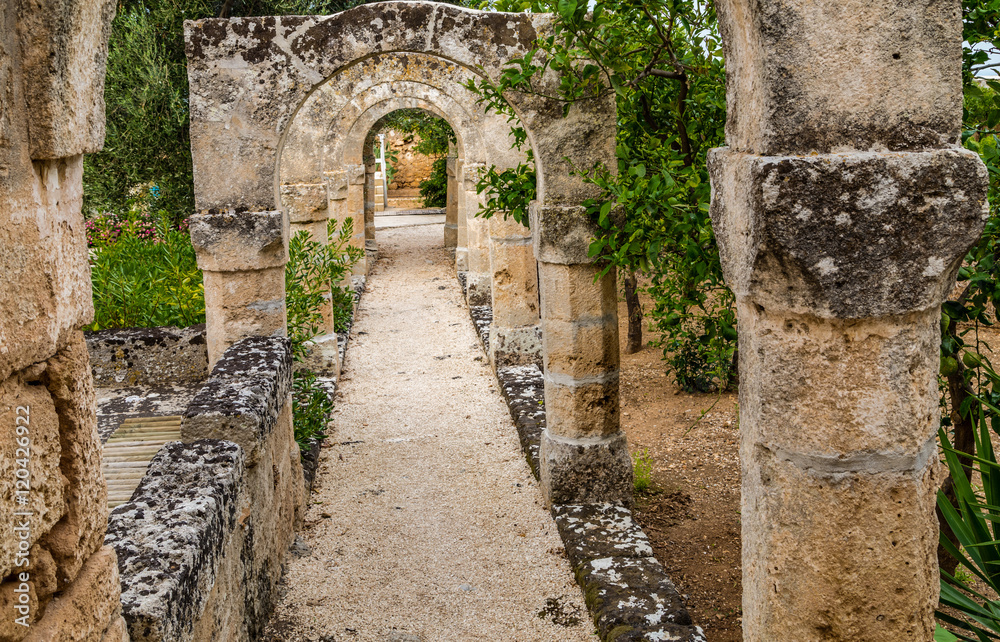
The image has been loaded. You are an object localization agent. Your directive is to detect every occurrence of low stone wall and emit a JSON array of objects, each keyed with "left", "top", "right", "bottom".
[
  {"left": 85, "top": 325, "right": 208, "bottom": 387},
  {"left": 105, "top": 337, "right": 305, "bottom": 642}
]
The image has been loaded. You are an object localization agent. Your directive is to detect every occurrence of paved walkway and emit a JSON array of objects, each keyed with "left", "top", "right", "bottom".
[
  {"left": 267, "top": 224, "right": 595, "bottom": 641},
  {"left": 375, "top": 213, "right": 446, "bottom": 228}
]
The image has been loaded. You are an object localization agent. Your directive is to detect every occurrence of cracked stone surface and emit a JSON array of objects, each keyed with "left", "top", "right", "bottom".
[{"left": 265, "top": 224, "right": 594, "bottom": 641}]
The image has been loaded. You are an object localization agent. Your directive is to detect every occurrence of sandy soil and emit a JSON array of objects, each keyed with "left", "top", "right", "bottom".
[
  {"left": 266, "top": 224, "right": 595, "bottom": 642},
  {"left": 617, "top": 297, "right": 744, "bottom": 642}
]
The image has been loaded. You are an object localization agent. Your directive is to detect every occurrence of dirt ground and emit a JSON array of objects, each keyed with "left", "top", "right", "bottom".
[{"left": 616, "top": 297, "right": 743, "bottom": 642}]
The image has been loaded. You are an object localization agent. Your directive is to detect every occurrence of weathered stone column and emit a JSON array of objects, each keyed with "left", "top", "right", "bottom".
[
  {"left": 710, "top": 1, "right": 990, "bottom": 638},
  {"left": 455, "top": 158, "right": 469, "bottom": 272},
  {"left": 488, "top": 214, "right": 542, "bottom": 367},
  {"left": 464, "top": 162, "right": 492, "bottom": 305},
  {"left": 0, "top": 1, "right": 128, "bottom": 639},
  {"left": 363, "top": 163, "right": 377, "bottom": 252},
  {"left": 532, "top": 204, "right": 633, "bottom": 506},
  {"left": 342, "top": 164, "right": 368, "bottom": 278},
  {"left": 190, "top": 210, "right": 289, "bottom": 366},
  {"left": 445, "top": 151, "right": 459, "bottom": 249}
]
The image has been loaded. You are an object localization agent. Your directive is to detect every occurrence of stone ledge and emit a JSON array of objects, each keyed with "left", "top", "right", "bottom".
[
  {"left": 496, "top": 364, "right": 546, "bottom": 478},
  {"left": 469, "top": 305, "right": 492, "bottom": 354},
  {"left": 182, "top": 337, "right": 292, "bottom": 463},
  {"left": 86, "top": 325, "right": 208, "bottom": 387},
  {"left": 105, "top": 439, "right": 244, "bottom": 642}
]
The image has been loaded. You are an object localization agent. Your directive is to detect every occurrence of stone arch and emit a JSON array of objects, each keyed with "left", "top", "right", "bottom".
[
  {"left": 186, "top": 1, "right": 630, "bottom": 511},
  {"left": 185, "top": 3, "right": 614, "bottom": 212}
]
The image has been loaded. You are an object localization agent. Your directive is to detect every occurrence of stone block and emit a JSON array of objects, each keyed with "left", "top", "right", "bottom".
[
  {"left": 466, "top": 272, "right": 492, "bottom": 307},
  {"left": 542, "top": 318, "right": 619, "bottom": 379},
  {"left": 0, "top": 156, "right": 95, "bottom": 383},
  {"left": 741, "top": 447, "right": 938, "bottom": 641},
  {"left": 715, "top": 0, "right": 963, "bottom": 155},
  {"left": 551, "top": 503, "right": 654, "bottom": 565},
  {"left": 183, "top": 337, "right": 293, "bottom": 464},
  {"left": 189, "top": 210, "right": 287, "bottom": 273},
  {"left": 539, "top": 263, "right": 617, "bottom": 324},
  {"left": 22, "top": 546, "right": 124, "bottom": 642},
  {"left": 530, "top": 203, "right": 598, "bottom": 265},
  {"left": 489, "top": 324, "right": 542, "bottom": 369},
  {"left": 85, "top": 325, "right": 208, "bottom": 388},
  {"left": 202, "top": 266, "right": 286, "bottom": 365},
  {"left": 324, "top": 171, "right": 347, "bottom": 200},
  {"left": 0, "top": 374, "right": 64, "bottom": 579},
  {"left": 105, "top": 440, "right": 244, "bottom": 642},
  {"left": 539, "top": 431, "right": 633, "bottom": 506},
  {"left": 575, "top": 555, "right": 704, "bottom": 642},
  {"left": 16, "top": 0, "right": 116, "bottom": 158},
  {"left": 738, "top": 301, "right": 941, "bottom": 459},
  {"left": 542, "top": 374, "right": 620, "bottom": 440},
  {"left": 280, "top": 183, "right": 328, "bottom": 224},
  {"left": 39, "top": 335, "right": 107, "bottom": 587},
  {"left": 708, "top": 147, "right": 989, "bottom": 318}
]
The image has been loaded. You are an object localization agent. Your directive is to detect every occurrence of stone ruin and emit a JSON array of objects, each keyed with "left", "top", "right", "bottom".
[{"left": 0, "top": 0, "right": 991, "bottom": 641}]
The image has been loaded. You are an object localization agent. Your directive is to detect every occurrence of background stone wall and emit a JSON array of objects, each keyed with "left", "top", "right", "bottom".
[{"left": 384, "top": 130, "right": 435, "bottom": 191}]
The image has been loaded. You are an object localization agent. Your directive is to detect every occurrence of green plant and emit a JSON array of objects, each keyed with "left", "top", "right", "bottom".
[
  {"left": 632, "top": 448, "right": 654, "bottom": 494},
  {"left": 285, "top": 217, "right": 363, "bottom": 359},
  {"left": 937, "top": 413, "right": 1000, "bottom": 640},
  {"left": 419, "top": 157, "right": 449, "bottom": 208},
  {"left": 292, "top": 369, "right": 333, "bottom": 452},
  {"left": 87, "top": 212, "right": 204, "bottom": 330}
]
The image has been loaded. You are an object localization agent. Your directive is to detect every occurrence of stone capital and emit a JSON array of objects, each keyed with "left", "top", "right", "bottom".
[
  {"left": 324, "top": 170, "right": 347, "bottom": 199},
  {"left": 190, "top": 210, "right": 288, "bottom": 272},
  {"left": 280, "top": 183, "right": 328, "bottom": 224},
  {"left": 530, "top": 203, "right": 598, "bottom": 266},
  {"left": 708, "top": 147, "right": 989, "bottom": 318},
  {"left": 346, "top": 163, "right": 365, "bottom": 185}
]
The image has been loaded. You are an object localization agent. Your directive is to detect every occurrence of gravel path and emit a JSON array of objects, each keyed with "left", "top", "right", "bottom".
[{"left": 267, "top": 224, "right": 596, "bottom": 642}]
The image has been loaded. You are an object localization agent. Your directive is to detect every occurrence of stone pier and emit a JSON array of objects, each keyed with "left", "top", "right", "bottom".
[
  {"left": 709, "top": 0, "right": 991, "bottom": 639},
  {"left": 532, "top": 205, "right": 633, "bottom": 506},
  {"left": 0, "top": 0, "right": 128, "bottom": 639},
  {"left": 281, "top": 182, "right": 336, "bottom": 333},
  {"left": 455, "top": 158, "right": 469, "bottom": 272},
  {"left": 342, "top": 164, "right": 368, "bottom": 278},
  {"left": 189, "top": 210, "right": 289, "bottom": 366},
  {"left": 488, "top": 215, "right": 542, "bottom": 367},
  {"left": 463, "top": 163, "right": 491, "bottom": 305},
  {"left": 445, "top": 152, "right": 459, "bottom": 249}
]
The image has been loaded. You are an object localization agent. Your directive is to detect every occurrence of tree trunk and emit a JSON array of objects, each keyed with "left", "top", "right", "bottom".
[{"left": 624, "top": 270, "right": 643, "bottom": 354}]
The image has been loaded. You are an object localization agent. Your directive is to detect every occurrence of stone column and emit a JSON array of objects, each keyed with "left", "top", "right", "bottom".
[
  {"left": 488, "top": 214, "right": 542, "bottom": 367},
  {"left": 190, "top": 210, "right": 289, "bottom": 366},
  {"left": 342, "top": 164, "right": 368, "bottom": 278},
  {"left": 445, "top": 152, "right": 459, "bottom": 249},
  {"left": 531, "top": 204, "right": 633, "bottom": 506},
  {"left": 710, "top": 1, "right": 990, "bottom": 639},
  {"left": 363, "top": 163, "right": 377, "bottom": 252},
  {"left": 455, "top": 158, "right": 469, "bottom": 272},
  {"left": 464, "top": 162, "right": 492, "bottom": 306},
  {"left": 0, "top": 1, "right": 128, "bottom": 639}
]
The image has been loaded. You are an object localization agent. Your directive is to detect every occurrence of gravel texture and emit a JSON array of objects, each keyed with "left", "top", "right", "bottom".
[{"left": 266, "top": 223, "right": 596, "bottom": 641}]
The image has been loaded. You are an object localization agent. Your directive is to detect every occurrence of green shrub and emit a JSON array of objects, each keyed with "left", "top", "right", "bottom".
[
  {"left": 419, "top": 157, "right": 448, "bottom": 208},
  {"left": 291, "top": 370, "right": 332, "bottom": 451},
  {"left": 285, "top": 217, "right": 364, "bottom": 359},
  {"left": 87, "top": 212, "right": 204, "bottom": 330}
]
